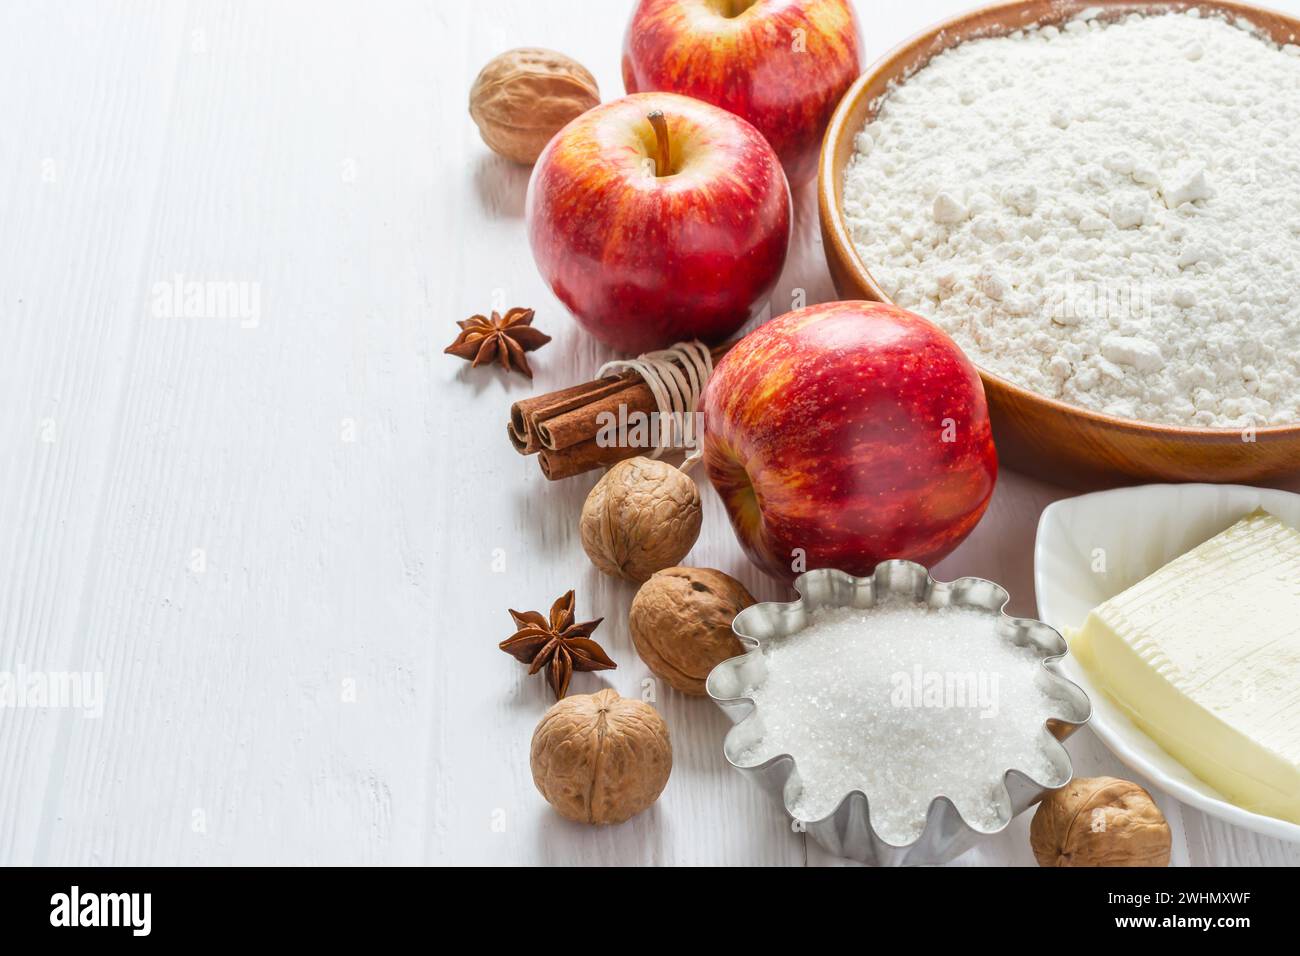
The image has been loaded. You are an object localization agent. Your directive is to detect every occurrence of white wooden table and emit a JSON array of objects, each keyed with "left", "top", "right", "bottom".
[{"left": 1, "top": 0, "right": 1297, "bottom": 866}]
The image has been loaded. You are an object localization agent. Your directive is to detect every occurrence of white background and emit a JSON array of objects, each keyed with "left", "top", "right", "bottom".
[{"left": 1, "top": 0, "right": 1297, "bottom": 866}]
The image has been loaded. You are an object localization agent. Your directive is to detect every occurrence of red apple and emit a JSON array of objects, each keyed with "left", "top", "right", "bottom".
[
  {"left": 622, "top": 0, "right": 862, "bottom": 187},
  {"left": 526, "top": 92, "right": 790, "bottom": 355},
  {"left": 702, "top": 301, "right": 998, "bottom": 583}
]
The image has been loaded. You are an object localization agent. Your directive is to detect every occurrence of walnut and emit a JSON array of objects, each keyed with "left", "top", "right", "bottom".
[
  {"left": 1030, "top": 776, "right": 1172, "bottom": 867},
  {"left": 580, "top": 457, "right": 702, "bottom": 583},
  {"left": 530, "top": 688, "right": 672, "bottom": 825},
  {"left": 629, "top": 567, "right": 754, "bottom": 695},
  {"left": 468, "top": 48, "right": 600, "bottom": 165}
]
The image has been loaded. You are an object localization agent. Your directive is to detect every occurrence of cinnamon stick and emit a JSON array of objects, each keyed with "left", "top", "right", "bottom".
[
  {"left": 507, "top": 375, "right": 633, "bottom": 453},
  {"left": 510, "top": 342, "right": 731, "bottom": 450},
  {"left": 510, "top": 340, "right": 735, "bottom": 480},
  {"left": 538, "top": 437, "right": 641, "bottom": 481},
  {"left": 536, "top": 380, "right": 656, "bottom": 451}
]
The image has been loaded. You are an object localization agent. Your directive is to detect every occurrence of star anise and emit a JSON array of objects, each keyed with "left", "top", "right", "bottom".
[
  {"left": 444, "top": 307, "right": 551, "bottom": 378},
  {"left": 499, "top": 590, "right": 614, "bottom": 699}
]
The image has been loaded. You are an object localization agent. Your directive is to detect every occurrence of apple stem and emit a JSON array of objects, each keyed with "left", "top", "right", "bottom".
[{"left": 647, "top": 110, "right": 670, "bottom": 177}]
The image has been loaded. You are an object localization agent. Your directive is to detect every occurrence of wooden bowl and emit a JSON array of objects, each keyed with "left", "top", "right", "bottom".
[{"left": 818, "top": 0, "right": 1300, "bottom": 489}]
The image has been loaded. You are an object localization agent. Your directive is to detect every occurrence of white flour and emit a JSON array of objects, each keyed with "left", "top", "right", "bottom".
[{"left": 842, "top": 10, "right": 1300, "bottom": 428}]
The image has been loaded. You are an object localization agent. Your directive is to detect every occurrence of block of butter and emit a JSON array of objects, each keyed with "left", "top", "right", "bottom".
[{"left": 1069, "top": 509, "right": 1300, "bottom": 824}]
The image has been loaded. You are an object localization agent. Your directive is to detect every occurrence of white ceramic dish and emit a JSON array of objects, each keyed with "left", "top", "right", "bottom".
[{"left": 1035, "top": 483, "right": 1300, "bottom": 843}]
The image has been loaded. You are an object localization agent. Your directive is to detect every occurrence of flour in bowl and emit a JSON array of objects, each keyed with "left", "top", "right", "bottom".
[{"left": 842, "top": 10, "right": 1300, "bottom": 428}]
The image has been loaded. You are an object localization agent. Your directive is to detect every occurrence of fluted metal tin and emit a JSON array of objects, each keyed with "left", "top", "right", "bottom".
[{"left": 707, "top": 561, "right": 1091, "bottom": 866}]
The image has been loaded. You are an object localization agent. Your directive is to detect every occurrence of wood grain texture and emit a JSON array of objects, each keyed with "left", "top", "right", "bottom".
[{"left": 0, "top": 0, "right": 1296, "bottom": 867}]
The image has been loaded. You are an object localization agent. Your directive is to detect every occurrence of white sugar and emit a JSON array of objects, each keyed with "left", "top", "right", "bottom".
[{"left": 737, "top": 599, "right": 1069, "bottom": 845}]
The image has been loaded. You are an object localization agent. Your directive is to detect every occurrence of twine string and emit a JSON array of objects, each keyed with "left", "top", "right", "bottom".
[{"left": 597, "top": 340, "right": 713, "bottom": 468}]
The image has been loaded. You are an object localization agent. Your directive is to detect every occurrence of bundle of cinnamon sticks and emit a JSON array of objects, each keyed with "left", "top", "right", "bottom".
[{"left": 508, "top": 342, "right": 732, "bottom": 480}]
